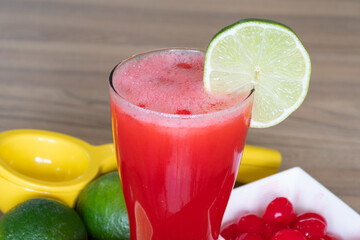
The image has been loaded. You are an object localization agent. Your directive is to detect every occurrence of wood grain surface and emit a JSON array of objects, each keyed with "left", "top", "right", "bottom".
[{"left": 0, "top": 0, "right": 359, "bottom": 218}]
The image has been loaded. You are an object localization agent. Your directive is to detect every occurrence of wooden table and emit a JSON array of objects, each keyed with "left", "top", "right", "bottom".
[{"left": 1, "top": 0, "right": 359, "bottom": 217}]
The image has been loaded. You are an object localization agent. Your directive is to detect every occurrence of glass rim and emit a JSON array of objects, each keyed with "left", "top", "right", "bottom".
[{"left": 109, "top": 47, "right": 255, "bottom": 120}]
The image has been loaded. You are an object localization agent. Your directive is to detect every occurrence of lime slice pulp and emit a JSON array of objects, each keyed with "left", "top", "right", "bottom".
[{"left": 203, "top": 19, "right": 311, "bottom": 128}]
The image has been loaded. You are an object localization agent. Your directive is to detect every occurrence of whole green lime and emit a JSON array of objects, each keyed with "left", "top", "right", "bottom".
[
  {"left": 0, "top": 198, "right": 87, "bottom": 240},
  {"left": 76, "top": 171, "right": 129, "bottom": 240}
]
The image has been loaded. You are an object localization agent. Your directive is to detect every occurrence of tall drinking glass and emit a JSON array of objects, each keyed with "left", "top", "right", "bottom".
[{"left": 109, "top": 48, "right": 254, "bottom": 240}]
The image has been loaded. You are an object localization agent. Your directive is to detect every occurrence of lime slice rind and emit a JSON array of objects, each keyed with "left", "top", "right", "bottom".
[{"left": 204, "top": 19, "right": 311, "bottom": 128}]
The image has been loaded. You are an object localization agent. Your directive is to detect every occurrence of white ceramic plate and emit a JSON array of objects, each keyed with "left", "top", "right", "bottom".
[{"left": 220, "top": 167, "right": 360, "bottom": 240}]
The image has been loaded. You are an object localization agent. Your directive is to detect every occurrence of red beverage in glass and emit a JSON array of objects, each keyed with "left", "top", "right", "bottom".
[{"left": 109, "top": 49, "right": 254, "bottom": 240}]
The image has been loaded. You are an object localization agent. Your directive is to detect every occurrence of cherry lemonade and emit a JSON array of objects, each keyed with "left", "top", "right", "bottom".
[{"left": 109, "top": 49, "right": 254, "bottom": 240}]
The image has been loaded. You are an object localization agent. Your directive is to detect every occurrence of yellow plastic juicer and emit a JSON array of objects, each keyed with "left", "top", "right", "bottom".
[{"left": 0, "top": 129, "right": 281, "bottom": 213}]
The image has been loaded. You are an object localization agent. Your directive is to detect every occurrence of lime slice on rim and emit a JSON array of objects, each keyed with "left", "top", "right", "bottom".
[{"left": 204, "top": 19, "right": 311, "bottom": 128}]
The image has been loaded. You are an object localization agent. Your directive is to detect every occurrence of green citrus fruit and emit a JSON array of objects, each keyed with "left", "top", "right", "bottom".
[
  {"left": 204, "top": 18, "right": 311, "bottom": 128},
  {"left": 0, "top": 198, "right": 87, "bottom": 240},
  {"left": 76, "top": 171, "right": 129, "bottom": 240}
]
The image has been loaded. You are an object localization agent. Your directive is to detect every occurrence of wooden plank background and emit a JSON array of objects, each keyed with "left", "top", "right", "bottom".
[{"left": 0, "top": 0, "right": 359, "bottom": 217}]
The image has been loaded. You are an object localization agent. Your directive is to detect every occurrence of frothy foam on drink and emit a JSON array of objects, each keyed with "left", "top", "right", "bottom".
[{"left": 113, "top": 50, "right": 247, "bottom": 115}]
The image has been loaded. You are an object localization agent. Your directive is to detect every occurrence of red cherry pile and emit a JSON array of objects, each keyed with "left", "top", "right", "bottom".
[{"left": 221, "top": 197, "right": 342, "bottom": 240}]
